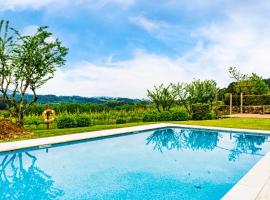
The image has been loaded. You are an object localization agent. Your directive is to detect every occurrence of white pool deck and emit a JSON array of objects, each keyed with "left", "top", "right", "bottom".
[{"left": 0, "top": 123, "right": 270, "bottom": 200}]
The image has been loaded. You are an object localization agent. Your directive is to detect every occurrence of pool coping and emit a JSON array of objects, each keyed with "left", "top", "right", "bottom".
[{"left": 0, "top": 123, "right": 270, "bottom": 200}]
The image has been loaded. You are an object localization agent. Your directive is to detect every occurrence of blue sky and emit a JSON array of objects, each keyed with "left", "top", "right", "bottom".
[{"left": 1, "top": 0, "right": 270, "bottom": 98}]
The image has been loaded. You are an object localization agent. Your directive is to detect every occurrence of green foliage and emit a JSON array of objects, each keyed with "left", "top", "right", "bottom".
[
  {"left": 171, "top": 82, "right": 190, "bottom": 113},
  {"left": 186, "top": 79, "right": 217, "bottom": 105},
  {"left": 147, "top": 84, "right": 177, "bottom": 112},
  {"left": 228, "top": 67, "right": 269, "bottom": 95},
  {"left": 157, "top": 111, "right": 172, "bottom": 121},
  {"left": 172, "top": 80, "right": 217, "bottom": 114},
  {"left": 75, "top": 115, "right": 91, "bottom": 127},
  {"left": 228, "top": 67, "right": 248, "bottom": 81},
  {"left": 23, "top": 115, "right": 43, "bottom": 127},
  {"left": 53, "top": 103, "right": 106, "bottom": 114},
  {"left": 0, "top": 102, "right": 6, "bottom": 110},
  {"left": 142, "top": 110, "right": 189, "bottom": 122},
  {"left": 0, "top": 20, "right": 68, "bottom": 125},
  {"left": 116, "top": 118, "right": 126, "bottom": 124},
  {"left": 170, "top": 110, "right": 190, "bottom": 121},
  {"left": 225, "top": 94, "right": 270, "bottom": 105},
  {"left": 191, "top": 104, "right": 213, "bottom": 120},
  {"left": 25, "top": 104, "right": 47, "bottom": 115},
  {"left": 143, "top": 112, "right": 158, "bottom": 122},
  {"left": 25, "top": 102, "right": 150, "bottom": 116},
  {"left": 56, "top": 116, "right": 77, "bottom": 129},
  {"left": 146, "top": 79, "right": 216, "bottom": 119},
  {"left": 0, "top": 110, "right": 10, "bottom": 119}
]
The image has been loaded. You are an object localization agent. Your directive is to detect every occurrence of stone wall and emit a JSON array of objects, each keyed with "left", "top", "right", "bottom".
[{"left": 216, "top": 105, "right": 270, "bottom": 116}]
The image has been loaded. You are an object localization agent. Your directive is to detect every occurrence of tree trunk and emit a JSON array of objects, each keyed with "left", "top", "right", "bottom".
[{"left": 16, "top": 111, "right": 24, "bottom": 127}]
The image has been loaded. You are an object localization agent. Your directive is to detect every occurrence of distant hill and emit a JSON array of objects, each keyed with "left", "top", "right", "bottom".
[{"left": 23, "top": 94, "right": 143, "bottom": 104}]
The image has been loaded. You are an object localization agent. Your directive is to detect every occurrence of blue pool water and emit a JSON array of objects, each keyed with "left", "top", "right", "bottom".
[{"left": 1, "top": 127, "right": 270, "bottom": 200}]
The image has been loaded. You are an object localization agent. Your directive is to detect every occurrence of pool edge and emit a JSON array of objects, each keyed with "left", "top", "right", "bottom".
[
  {"left": 221, "top": 151, "right": 270, "bottom": 200},
  {"left": 1, "top": 123, "right": 270, "bottom": 200},
  {"left": 2, "top": 123, "right": 270, "bottom": 153}
]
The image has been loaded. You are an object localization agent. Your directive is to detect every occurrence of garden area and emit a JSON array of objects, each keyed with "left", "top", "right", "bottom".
[{"left": 1, "top": 20, "right": 270, "bottom": 142}]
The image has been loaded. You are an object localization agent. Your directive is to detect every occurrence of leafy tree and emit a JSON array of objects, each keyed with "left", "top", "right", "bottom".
[
  {"left": 172, "top": 80, "right": 218, "bottom": 114},
  {"left": 0, "top": 20, "right": 68, "bottom": 125},
  {"left": 171, "top": 82, "right": 191, "bottom": 113},
  {"left": 147, "top": 84, "right": 177, "bottom": 112},
  {"left": 186, "top": 79, "right": 217, "bottom": 105},
  {"left": 228, "top": 66, "right": 248, "bottom": 81},
  {"left": 263, "top": 78, "right": 270, "bottom": 87},
  {"left": 228, "top": 67, "right": 269, "bottom": 94},
  {"left": 248, "top": 73, "right": 269, "bottom": 94}
]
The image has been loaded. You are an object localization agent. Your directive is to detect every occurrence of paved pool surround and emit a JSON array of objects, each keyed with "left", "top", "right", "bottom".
[{"left": 0, "top": 123, "right": 270, "bottom": 200}]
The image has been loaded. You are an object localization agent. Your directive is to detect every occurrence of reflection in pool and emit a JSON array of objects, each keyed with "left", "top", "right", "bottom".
[
  {"left": 146, "top": 128, "right": 267, "bottom": 161},
  {"left": 0, "top": 128, "right": 270, "bottom": 200},
  {"left": 0, "top": 152, "right": 64, "bottom": 199}
]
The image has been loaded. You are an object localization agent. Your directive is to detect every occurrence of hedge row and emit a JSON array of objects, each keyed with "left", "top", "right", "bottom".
[
  {"left": 191, "top": 103, "right": 213, "bottom": 120},
  {"left": 225, "top": 93, "right": 270, "bottom": 106},
  {"left": 143, "top": 110, "right": 190, "bottom": 122},
  {"left": 216, "top": 105, "right": 270, "bottom": 115},
  {"left": 56, "top": 115, "right": 91, "bottom": 129},
  {"left": 56, "top": 115, "right": 129, "bottom": 128}
]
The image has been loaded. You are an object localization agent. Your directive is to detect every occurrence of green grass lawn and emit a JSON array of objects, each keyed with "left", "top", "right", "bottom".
[
  {"left": 173, "top": 118, "right": 270, "bottom": 130},
  {"left": 2, "top": 118, "right": 270, "bottom": 143},
  {"left": 0, "top": 122, "right": 156, "bottom": 142}
]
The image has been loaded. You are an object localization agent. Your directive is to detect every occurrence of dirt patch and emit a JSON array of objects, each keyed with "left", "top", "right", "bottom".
[{"left": 0, "top": 120, "right": 32, "bottom": 140}]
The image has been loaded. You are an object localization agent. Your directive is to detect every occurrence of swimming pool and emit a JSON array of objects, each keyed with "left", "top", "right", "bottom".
[{"left": 1, "top": 127, "right": 270, "bottom": 200}]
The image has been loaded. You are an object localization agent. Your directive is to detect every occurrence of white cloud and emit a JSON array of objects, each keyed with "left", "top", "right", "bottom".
[
  {"left": 6, "top": 1, "right": 270, "bottom": 98},
  {"left": 37, "top": 48, "right": 231, "bottom": 99},
  {"left": 22, "top": 25, "right": 39, "bottom": 35},
  {"left": 129, "top": 16, "right": 160, "bottom": 32},
  {"left": 87, "top": 0, "right": 136, "bottom": 8},
  {"left": 129, "top": 15, "right": 190, "bottom": 49},
  {"left": 38, "top": 9, "right": 270, "bottom": 98},
  {"left": 0, "top": 0, "right": 54, "bottom": 11},
  {"left": 193, "top": 12, "right": 270, "bottom": 76},
  {"left": 0, "top": 0, "right": 136, "bottom": 11},
  {"left": 38, "top": 51, "right": 188, "bottom": 98}
]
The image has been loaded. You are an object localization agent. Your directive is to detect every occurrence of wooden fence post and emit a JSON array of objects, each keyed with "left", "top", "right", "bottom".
[{"left": 230, "top": 93, "right": 232, "bottom": 115}]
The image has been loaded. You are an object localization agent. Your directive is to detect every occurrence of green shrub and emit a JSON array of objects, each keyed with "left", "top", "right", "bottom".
[
  {"left": 56, "top": 116, "right": 77, "bottom": 129},
  {"left": 0, "top": 110, "right": 10, "bottom": 119},
  {"left": 75, "top": 115, "right": 91, "bottom": 127},
  {"left": 116, "top": 118, "right": 126, "bottom": 124},
  {"left": 23, "top": 115, "right": 43, "bottom": 127},
  {"left": 157, "top": 111, "right": 172, "bottom": 121},
  {"left": 191, "top": 104, "right": 212, "bottom": 120},
  {"left": 143, "top": 110, "right": 190, "bottom": 122},
  {"left": 244, "top": 94, "right": 270, "bottom": 105},
  {"left": 224, "top": 93, "right": 270, "bottom": 106},
  {"left": 170, "top": 110, "right": 190, "bottom": 121},
  {"left": 143, "top": 112, "right": 158, "bottom": 122}
]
